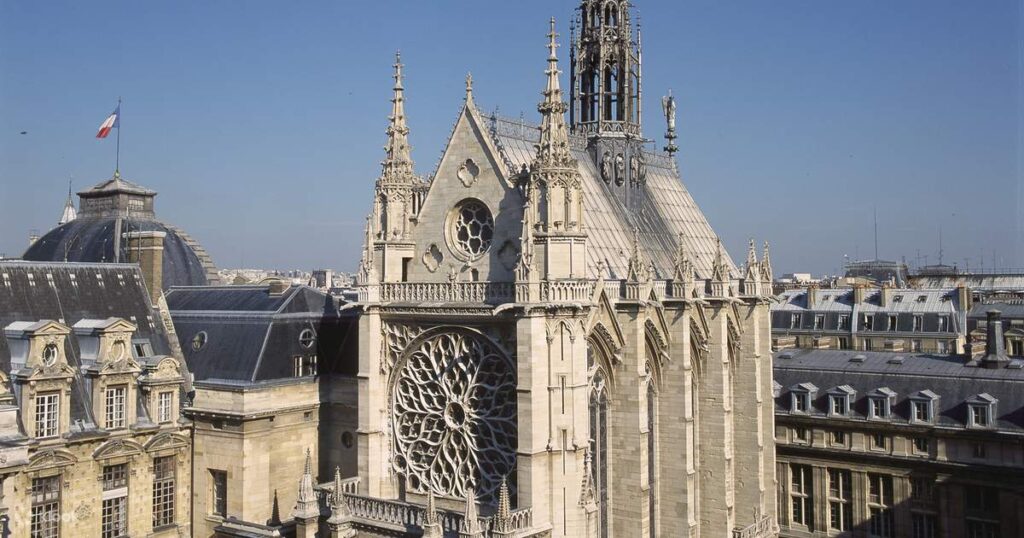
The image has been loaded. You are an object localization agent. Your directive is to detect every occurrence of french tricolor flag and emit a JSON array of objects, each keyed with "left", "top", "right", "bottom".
[{"left": 96, "top": 105, "right": 120, "bottom": 139}]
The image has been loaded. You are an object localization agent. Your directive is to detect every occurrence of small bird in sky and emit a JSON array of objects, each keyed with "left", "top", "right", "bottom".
[{"left": 19, "top": 131, "right": 27, "bottom": 135}]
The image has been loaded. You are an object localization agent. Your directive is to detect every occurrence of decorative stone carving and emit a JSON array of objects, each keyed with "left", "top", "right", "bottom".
[
  {"left": 614, "top": 153, "right": 625, "bottom": 186},
  {"left": 600, "top": 151, "right": 612, "bottom": 183},
  {"left": 391, "top": 330, "right": 517, "bottom": 503},
  {"left": 450, "top": 200, "right": 494, "bottom": 259},
  {"left": 423, "top": 244, "right": 444, "bottom": 273},
  {"left": 457, "top": 159, "right": 481, "bottom": 188},
  {"left": 382, "top": 323, "right": 427, "bottom": 378}
]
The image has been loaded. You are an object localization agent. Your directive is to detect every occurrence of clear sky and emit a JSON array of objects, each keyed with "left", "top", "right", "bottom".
[{"left": 1, "top": 0, "right": 1020, "bottom": 276}]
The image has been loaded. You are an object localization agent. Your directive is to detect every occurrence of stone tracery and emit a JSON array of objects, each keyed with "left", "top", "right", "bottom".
[{"left": 391, "top": 330, "right": 517, "bottom": 503}]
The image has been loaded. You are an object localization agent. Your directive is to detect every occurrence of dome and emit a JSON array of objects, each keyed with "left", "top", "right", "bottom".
[{"left": 23, "top": 173, "right": 220, "bottom": 290}]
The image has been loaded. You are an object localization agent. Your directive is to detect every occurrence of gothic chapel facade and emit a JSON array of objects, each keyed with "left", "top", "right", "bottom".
[{"left": 338, "top": 2, "right": 778, "bottom": 537}]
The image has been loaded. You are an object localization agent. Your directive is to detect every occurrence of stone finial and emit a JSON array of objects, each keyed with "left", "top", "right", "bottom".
[
  {"left": 672, "top": 233, "right": 695, "bottom": 297},
  {"left": 491, "top": 477, "right": 513, "bottom": 535},
  {"left": 465, "top": 72, "right": 474, "bottom": 102},
  {"left": 627, "top": 227, "right": 650, "bottom": 283},
  {"left": 579, "top": 448, "right": 596, "bottom": 506},
  {"left": 357, "top": 216, "right": 378, "bottom": 285},
  {"left": 292, "top": 448, "right": 319, "bottom": 520},
  {"left": 712, "top": 238, "right": 728, "bottom": 282},
  {"left": 533, "top": 17, "right": 574, "bottom": 169},
  {"left": 662, "top": 89, "right": 679, "bottom": 156},
  {"left": 760, "top": 241, "right": 773, "bottom": 282},
  {"left": 328, "top": 467, "right": 355, "bottom": 532},
  {"left": 460, "top": 489, "right": 483, "bottom": 538},
  {"left": 380, "top": 51, "right": 415, "bottom": 184},
  {"left": 421, "top": 489, "right": 443, "bottom": 538}
]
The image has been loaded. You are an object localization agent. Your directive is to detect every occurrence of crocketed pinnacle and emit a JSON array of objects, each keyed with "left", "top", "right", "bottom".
[
  {"left": 292, "top": 448, "right": 319, "bottom": 520},
  {"left": 627, "top": 226, "right": 650, "bottom": 283},
  {"left": 534, "top": 17, "right": 574, "bottom": 168},
  {"left": 712, "top": 238, "right": 728, "bottom": 282},
  {"left": 381, "top": 51, "right": 415, "bottom": 183},
  {"left": 761, "top": 241, "right": 773, "bottom": 281},
  {"left": 462, "top": 489, "right": 482, "bottom": 534},
  {"left": 672, "top": 233, "right": 694, "bottom": 282},
  {"left": 493, "top": 477, "right": 512, "bottom": 531}
]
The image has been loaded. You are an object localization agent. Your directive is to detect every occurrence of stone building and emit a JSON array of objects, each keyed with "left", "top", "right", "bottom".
[
  {"left": 772, "top": 286, "right": 970, "bottom": 355},
  {"left": 332, "top": 1, "right": 778, "bottom": 537},
  {"left": 773, "top": 316, "right": 1024, "bottom": 538},
  {"left": 0, "top": 260, "right": 192, "bottom": 537},
  {"left": 163, "top": 283, "right": 359, "bottom": 538},
  {"left": 23, "top": 172, "right": 220, "bottom": 291}
]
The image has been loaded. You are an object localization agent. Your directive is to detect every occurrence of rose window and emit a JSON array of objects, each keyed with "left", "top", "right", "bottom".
[
  {"left": 451, "top": 200, "right": 494, "bottom": 258},
  {"left": 391, "top": 330, "right": 516, "bottom": 502}
]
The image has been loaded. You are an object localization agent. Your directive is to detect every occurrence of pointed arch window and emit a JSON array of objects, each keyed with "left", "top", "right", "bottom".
[
  {"left": 588, "top": 363, "right": 610, "bottom": 538},
  {"left": 646, "top": 380, "right": 658, "bottom": 538}
]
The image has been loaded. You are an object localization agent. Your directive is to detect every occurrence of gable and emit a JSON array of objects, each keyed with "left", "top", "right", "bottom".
[{"left": 405, "top": 105, "right": 524, "bottom": 284}]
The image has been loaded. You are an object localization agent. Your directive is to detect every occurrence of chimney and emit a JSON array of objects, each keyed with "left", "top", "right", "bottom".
[
  {"left": 806, "top": 285, "right": 818, "bottom": 308},
  {"left": 880, "top": 284, "right": 893, "bottom": 307},
  {"left": 980, "top": 310, "right": 1009, "bottom": 369},
  {"left": 957, "top": 283, "right": 972, "bottom": 312},
  {"left": 126, "top": 231, "right": 167, "bottom": 304},
  {"left": 852, "top": 284, "right": 866, "bottom": 305}
]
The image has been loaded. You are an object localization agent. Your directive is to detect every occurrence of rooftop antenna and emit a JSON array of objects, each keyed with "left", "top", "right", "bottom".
[
  {"left": 937, "top": 224, "right": 943, "bottom": 266},
  {"left": 873, "top": 206, "right": 879, "bottom": 260}
]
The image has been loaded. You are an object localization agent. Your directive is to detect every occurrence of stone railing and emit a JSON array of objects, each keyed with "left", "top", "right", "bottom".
[
  {"left": 732, "top": 515, "right": 776, "bottom": 538},
  {"left": 541, "top": 280, "right": 593, "bottom": 302},
  {"left": 379, "top": 282, "right": 515, "bottom": 304},
  {"left": 313, "top": 489, "right": 537, "bottom": 537}
]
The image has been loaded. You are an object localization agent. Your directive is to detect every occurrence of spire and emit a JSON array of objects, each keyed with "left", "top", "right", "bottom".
[
  {"left": 491, "top": 478, "right": 514, "bottom": 536},
  {"left": 328, "top": 466, "right": 353, "bottom": 525},
  {"left": 760, "top": 241, "right": 773, "bottom": 282},
  {"left": 357, "top": 216, "right": 378, "bottom": 285},
  {"left": 292, "top": 448, "right": 319, "bottom": 520},
  {"left": 627, "top": 227, "right": 650, "bottom": 283},
  {"left": 59, "top": 178, "right": 77, "bottom": 225},
  {"left": 534, "top": 17, "right": 574, "bottom": 168},
  {"left": 672, "top": 233, "right": 694, "bottom": 282},
  {"left": 712, "top": 239, "right": 728, "bottom": 282},
  {"left": 460, "top": 489, "right": 483, "bottom": 537},
  {"left": 381, "top": 51, "right": 414, "bottom": 184},
  {"left": 745, "top": 238, "right": 759, "bottom": 276},
  {"left": 422, "top": 490, "right": 443, "bottom": 538}
]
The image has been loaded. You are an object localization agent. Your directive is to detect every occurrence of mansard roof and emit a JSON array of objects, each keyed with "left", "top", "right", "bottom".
[
  {"left": 480, "top": 113, "right": 735, "bottom": 280},
  {"left": 165, "top": 285, "right": 358, "bottom": 382},
  {"left": 0, "top": 261, "right": 180, "bottom": 434},
  {"left": 774, "top": 348, "right": 1024, "bottom": 433}
]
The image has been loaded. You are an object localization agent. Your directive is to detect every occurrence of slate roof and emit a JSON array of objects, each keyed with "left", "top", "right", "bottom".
[
  {"left": 772, "top": 288, "right": 965, "bottom": 334},
  {"left": 969, "top": 302, "right": 1024, "bottom": 320},
  {"left": 774, "top": 348, "right": 1024, "bottom": 434},
  {"left": 24, "top": 217, "right": 216, "bottom": 290},
  {"left": 483, "top": 114, "right": 736, "bottom": 280},
  {"left": 165, "top": 285, "right": 358, "bottom": 383},
  {"left": 0, "top": 261, "right": 179, "bottom": 435}
]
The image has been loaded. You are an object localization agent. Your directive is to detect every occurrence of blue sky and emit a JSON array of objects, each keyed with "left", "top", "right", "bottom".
[{"left": 1, "top": 0, "right": 1020, "bottom": 276}]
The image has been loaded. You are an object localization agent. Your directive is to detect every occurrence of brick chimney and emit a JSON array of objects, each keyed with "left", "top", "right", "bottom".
[
  {"left": 980, "top": 310, "right": 1009, "bottom": 369},
  {"left": 126, "top": 231, "right": 166, "bottom": 304}
]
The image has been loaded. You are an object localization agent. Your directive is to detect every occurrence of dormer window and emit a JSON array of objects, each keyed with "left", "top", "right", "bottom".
[
  {"left": 42, "top": 343, "right": 59, "bottom": 366},
  {"left": 861, "top": 314, "right": 874, "bottom": 331},
  {"left": 35, "top": 392, "right": 60, "bottom": 438},
  {"left": 790, "top": 383, "right": 817, "bottom": 414},
  {"left": 967, "top": 394, "right": 997, "bottom": 429},
  {"left": 790, "top": 314, "right": 802, "bottom": 329},
  {"left": 937, "top": 316, "right": 949, "bottom": 332},
  {"left": 827, "top": 386, "right": 855, "bottom": 417},
  {"left": 887, "top": 315, "right": 898, "bottom": 332},
  {"left": 911, "top": 391, "right": 940, "bottom": 424},
  {"left": 868, "top": 388, "right": 896, "bottom": 420},
  {"left": 913, "top": 316, "right": 923, "bottom": 332},
  {"left": 814, "top": 315, "right": 824, "bottom": 330},
  {"left": 838, "top": 315, "right": 851, "bottom": 330}
]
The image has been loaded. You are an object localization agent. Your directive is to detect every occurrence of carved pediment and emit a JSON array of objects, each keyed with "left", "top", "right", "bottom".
[
  {"left": 93, "top": 438, "right": 144, "bottom": 460},
  {"left": 586, "top": 287, "right": 626, "bottom": 350},
  {"left": 144, "top": 432, "right": 190, "bottom": 453},
  {"left": 27, "top": 449, "right": 78, "bottom": 471}
]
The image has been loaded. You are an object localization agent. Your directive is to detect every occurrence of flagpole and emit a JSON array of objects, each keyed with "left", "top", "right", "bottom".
[{"left": 115, "top": 96, "right": 122, "bottom": 175}]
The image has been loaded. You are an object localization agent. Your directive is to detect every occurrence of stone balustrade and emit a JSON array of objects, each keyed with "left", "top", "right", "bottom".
[{"left": 379, "top": 282, "right": 515, "bottom": 304}]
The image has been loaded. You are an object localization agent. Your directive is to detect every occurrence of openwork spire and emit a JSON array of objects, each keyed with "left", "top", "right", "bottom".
[
  {"left": 292, "top": 448, "right": 319, "bottom": 520},
  {"left": 381, "top": 51, "right": 415, "bottom": 183},
  {"left": 534, "top": 18, "right": 574, "bottom": 168},
  {"left": 745, "top": 238, "right": 759, "bottom": 277},
  {"left": 460, "top": 488, "right": 483, "bottom": 537}
]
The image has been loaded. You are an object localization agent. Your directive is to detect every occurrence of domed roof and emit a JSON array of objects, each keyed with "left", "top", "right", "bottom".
[{"left": 23, "top": 172, "right": 220, "bottom": 290}]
